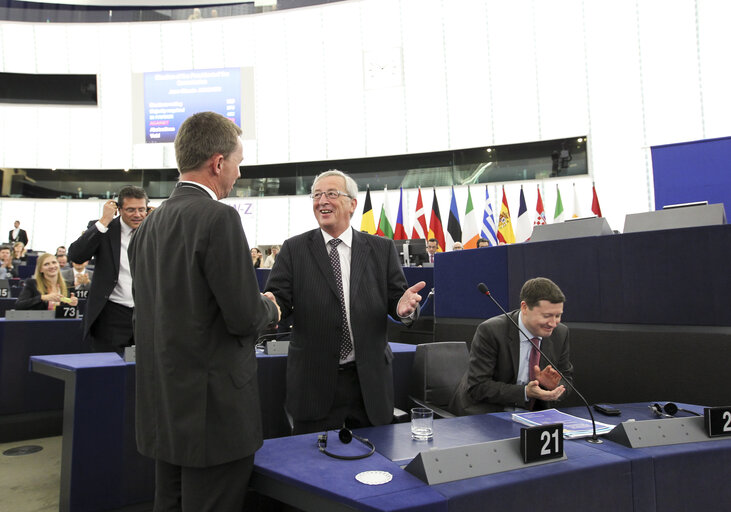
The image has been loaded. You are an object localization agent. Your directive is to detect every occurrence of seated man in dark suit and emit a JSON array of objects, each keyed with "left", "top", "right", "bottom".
[
  {"left": 449, "top": 277, "right": 573, "bottom": 415},
  {"left": 412, "top": 238, "right": 438, "bottom": 266}
]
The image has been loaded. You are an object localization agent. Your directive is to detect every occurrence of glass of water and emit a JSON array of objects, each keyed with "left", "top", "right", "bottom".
[{"left": 411, "top": 407, "right": 434, "bottom": 440}]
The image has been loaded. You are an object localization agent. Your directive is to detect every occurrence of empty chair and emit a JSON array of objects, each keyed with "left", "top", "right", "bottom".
[{"left": 409, "top": 342, "right": 469, "bottom": 418}]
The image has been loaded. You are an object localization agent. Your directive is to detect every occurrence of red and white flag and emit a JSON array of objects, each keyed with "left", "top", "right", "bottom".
[
  {"left": 534, "top": 186, "right": 547, "bottom": 225},
  {"left": 591, "top": 184, "right": 603, "bottom": 217},
  {"left": 411, "top": 188, "right": 428, "bottom": 239}
]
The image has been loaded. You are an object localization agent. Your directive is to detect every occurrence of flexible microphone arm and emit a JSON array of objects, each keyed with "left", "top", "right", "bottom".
[{"left": 477, "top": 283, "right": 602, "bottom": 444}]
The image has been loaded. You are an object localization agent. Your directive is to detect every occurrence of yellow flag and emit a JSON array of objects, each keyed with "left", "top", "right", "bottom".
[
  {"left": 497, "top": 187, "right": 515, "bottom": 244},
  {"left": 360, "top": 187, "right": 376, "bottom": 234}
]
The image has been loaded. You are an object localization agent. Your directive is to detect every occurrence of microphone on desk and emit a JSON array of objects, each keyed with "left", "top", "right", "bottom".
[
  {"left": 255, "top": 331, "right": 291, "bottom": 347},
  {"left": 476, "top": 282, "right": 602, "bottom": 444}
]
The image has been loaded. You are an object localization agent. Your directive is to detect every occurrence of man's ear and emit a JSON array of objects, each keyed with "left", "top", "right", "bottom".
[{"left": 214, "top": 154, "right": 224, "bottom": 174}]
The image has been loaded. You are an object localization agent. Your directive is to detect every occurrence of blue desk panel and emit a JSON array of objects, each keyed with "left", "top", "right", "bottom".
[
  {"left": 0, "top": 318, "right": 85, "bottom": 414},
  {"left": 434, "top": 245, "right": 508, "bottom": 320},
  {"left": 253, "top": 434, "right": 448, "bottom": 512},
  {"left": 435, "top": 225, "right": 731, "bottom": 326},
  {"left": 30, "top": 343, "right": 417, "bottom": 512},
  {"left": 516, "top": 402, "right": 731, "bottom": 512},
  {"left": 255, "top": 411, "right": 632, "bottom": 512},
  {"left": 253, "top": 402, "right": 730, "bottom": 512}
]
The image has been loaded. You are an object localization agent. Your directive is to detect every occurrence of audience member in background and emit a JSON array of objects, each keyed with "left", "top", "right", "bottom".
[
  {"left": 187, "top": 7, "right": 201, "bottom": 20},
  {"left": 251, "top": 247, "right": 263, "bottom": 268},
  {"left": 56, "top": 254, "right": 70, "bottom": 269},
  {"left": 426, "top": 238, "right": 439, "bottom": 263},
  {"left": 69, "top": 185, "right": 149, "bottom": 354},
  {"left": 56, "top": 246, "right": 67, "bottom": 256},
  {"left": 410, "top": 238, "right": 437, "bottom": 266},
  {"left": 476, "top": 238, "right": 490, "bottom": 248},
  {"left": 0, "top": 246, "right": 18, "bottom": 278},
  {"left": 62, "top": 260, "right": 93, "bottom": 293},
  {"left": 16, "top": 253, "right": 78, "bottom": 310},
  {"left": 262, "top": 245, "right": 279, "bottom": 268},
  {"left": 452, "top": 242, "right": 463, "bottom": 251},
  {"left": 12, "top": 242, "right": 27, "bottom": 263},
  {"left": 449, "top": 277, "right": 573, "bottom": 415},
  {"left": 9, "top": 220, "right": 28, "bottom": 246}
]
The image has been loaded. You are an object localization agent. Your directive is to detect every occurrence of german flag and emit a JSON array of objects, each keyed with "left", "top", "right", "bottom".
[{"left": 428, "top": 188, "right": 446, "bottom": 252}]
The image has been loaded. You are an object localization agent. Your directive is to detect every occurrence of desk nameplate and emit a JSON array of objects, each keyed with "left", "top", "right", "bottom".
[
  {"left": 605, "top": 416, "right": 731, "bottom": 448},
  {"left": 404, "top": 436, "right": 567, "bottom": 485}
]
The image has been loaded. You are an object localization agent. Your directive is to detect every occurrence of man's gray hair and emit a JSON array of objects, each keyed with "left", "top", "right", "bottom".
[{"left": 312, "top": 169, "right": 359, "bottom": 200}]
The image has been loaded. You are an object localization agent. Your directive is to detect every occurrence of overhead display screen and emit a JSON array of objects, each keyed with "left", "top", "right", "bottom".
[{"left": 143, "top": 67, "right": 241, "bottom": 143}]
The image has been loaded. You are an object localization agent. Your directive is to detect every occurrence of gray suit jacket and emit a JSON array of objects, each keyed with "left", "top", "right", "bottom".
[
  {"left": 265, "top": 228, "right": 412, "bottom": 426},
  {"left": 129, "top": 184, "right": 278, "bottom": 467},
  {"left": 60, "top": 267, "right": 93, "bottom": 292},
  {"left": 449, "top": 310, "right": 573, "bottom": 415}
]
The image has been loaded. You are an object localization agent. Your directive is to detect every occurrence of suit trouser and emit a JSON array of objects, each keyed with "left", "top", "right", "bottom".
[
  {"left": 292, "top": 363, "right": 370, "bottom": 435},
  {"left": 154, "top": 454, "right": 255, "bottom": 512},
  {"left": 89, "top": 300, "right": 133, "bottom": 354}
]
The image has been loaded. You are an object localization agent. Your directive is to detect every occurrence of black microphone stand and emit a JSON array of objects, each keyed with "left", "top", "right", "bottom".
[{"left": 477, "top": 283, "right": 602, "bottom": 444}]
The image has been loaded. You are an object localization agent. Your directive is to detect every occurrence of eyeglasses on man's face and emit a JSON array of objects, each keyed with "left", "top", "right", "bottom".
[{"left": 309, "top": 190, "right": 353, "bottom": 201}]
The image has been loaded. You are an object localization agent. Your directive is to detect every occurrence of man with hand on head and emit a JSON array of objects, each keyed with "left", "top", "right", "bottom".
[
  {"left": 68, "top": 186, "right": 149, "bottom": 354},
  {"left": 449, "top": 277, "right": 573, "bottom": 415},
  {"left": 129, "top": 111, "right": 280, "bottom": 511},
  {"left": 265, "top": 169, "right": 425, "bottom": 435}
]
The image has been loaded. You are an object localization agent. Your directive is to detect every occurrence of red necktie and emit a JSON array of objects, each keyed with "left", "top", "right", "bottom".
[
  {"left": 528, "top": 337, "right": 540, "bottom": 409},
  {"left": 528, "top": 337, "right": 541, "bottom": 380}
]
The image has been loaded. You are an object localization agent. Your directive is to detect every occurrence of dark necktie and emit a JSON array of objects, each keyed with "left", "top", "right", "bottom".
[
  {"left": 528, "top": 337, "right": 541, "bottom": 410},
  {"left": 328, "top": 239, "right": 353, "bottom": 360}
]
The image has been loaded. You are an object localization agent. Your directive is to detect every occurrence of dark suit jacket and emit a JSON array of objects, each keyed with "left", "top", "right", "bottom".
[
  {"left": 449, "top": 310, "right": 573, "bottom": 415},
  {"left": 15, "top": 278, "right": 48, "bottom": 310},
  {"left": 9, "top": 228, "right": 28, "bottom": 245},
  {"left": 68, "top": 217, "right": 122, "bottom": 342},
  {"left": 265, "top": 228, "right": 412, "bottom": 426},
  {"left": 129, "top": 185, "right": 278, "bottom": 468}
]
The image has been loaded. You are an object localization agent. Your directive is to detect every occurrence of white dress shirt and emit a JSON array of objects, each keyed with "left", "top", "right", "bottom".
[{"left": 95, "top": 219, "right": 135, "bottom": 308}]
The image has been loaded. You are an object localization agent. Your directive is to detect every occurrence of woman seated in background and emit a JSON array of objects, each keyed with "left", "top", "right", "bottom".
[
  {"left": 251, "top": 247, "right": 263, "bottom": 268},
  {"left": 12, "top": 242, "right": 27, "bottom": 263},
  {"left": 15, "top": 253, "right": 78, "bottom": 310},
  {"left": 262, "top": 245, "right": 280, "bottom": 269}
]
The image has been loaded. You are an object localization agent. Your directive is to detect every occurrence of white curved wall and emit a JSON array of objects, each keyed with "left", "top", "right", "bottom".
[{"left": 1, "top": 0, "right": 730, "bottom": 249}]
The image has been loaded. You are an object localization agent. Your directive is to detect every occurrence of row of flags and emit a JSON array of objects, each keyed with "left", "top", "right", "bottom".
[{"left": 360, "top": 184, "right": 603, "bottom": 251}]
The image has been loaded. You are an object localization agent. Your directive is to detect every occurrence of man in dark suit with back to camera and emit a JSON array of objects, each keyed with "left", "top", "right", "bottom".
[
  {"left": 129, "top": 111, "right": 280, "bottom": 511},
  {"left": 449, "top": 277, "right": 573, "bottom": 415},
  {"left": 265, "top": 169, "right": 425, "bottom": 435},
  {"left": 9, "top": 220, "right": 28, "bottom": 246},
  {"left": 68, "top": 185, "right": 149, "bottom": 354}
]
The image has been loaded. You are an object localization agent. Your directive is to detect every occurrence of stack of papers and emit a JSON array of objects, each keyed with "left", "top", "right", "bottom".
[{"left": 512, "top": 409, "right": 615, "bottom": 439}]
